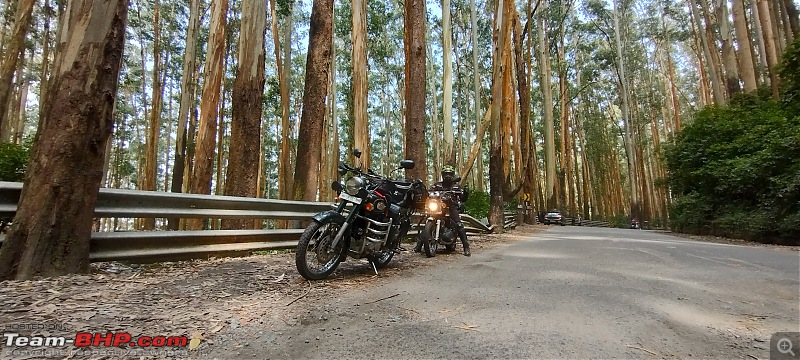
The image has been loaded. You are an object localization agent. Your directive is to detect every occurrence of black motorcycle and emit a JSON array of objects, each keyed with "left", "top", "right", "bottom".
[
  {"left": 419, "top": 177, "right": 464, "bottom": 257},
  {"left": 295, "top": 149, "right": 425, "bottom": 280}
]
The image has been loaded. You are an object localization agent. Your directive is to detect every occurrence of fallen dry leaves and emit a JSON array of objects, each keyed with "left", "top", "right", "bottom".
[{"left": 0, "top": 224, "right": 545, "bottom": 358}]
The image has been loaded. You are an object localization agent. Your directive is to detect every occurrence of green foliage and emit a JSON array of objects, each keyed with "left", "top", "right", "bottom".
[
  {"left": 0, "top": 142, "right": 31, "bottom": 182},
  {"left": 463, "top": 190, "right": 490, "bottom": 220},
  {"left": 664, "top": 93, "right": 800, "bottom": 244},
  {"left": 778, "top": 37, "right": 800, "bottom": 118},
  {"left": 604, "top": 214, "right": 631, "bottom": 229}
]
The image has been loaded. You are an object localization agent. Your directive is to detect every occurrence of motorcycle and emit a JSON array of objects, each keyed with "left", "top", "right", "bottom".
[
  {"left": 419, "top": 177, "right": 465, "bottom": 257},
  {"left": 295, "top": 149, "right": 426, "bottom": 280}
]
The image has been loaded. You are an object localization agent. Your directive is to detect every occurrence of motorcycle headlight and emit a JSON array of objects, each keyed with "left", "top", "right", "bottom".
[
  {"left": 345, "top": 176, "right": 366, "bottom": 196},
  {"left": 374, "top": 199, "right": 387, "bottom": 212},
  {"left": 427, "top": 200, "right": 440, "bottom": 213}
]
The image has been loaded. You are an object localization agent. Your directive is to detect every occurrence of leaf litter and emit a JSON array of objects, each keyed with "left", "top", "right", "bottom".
[{"left": 0, "top": 224, "right": 545, "bottom": 358}]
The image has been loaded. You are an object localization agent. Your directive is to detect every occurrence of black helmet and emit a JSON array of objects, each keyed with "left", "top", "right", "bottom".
[{"left": 441, "top": 165, "right": 455, "bottom": 183}]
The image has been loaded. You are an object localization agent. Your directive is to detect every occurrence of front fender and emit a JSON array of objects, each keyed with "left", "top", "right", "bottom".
[{"left": 311, "top": 210, "right": 347, "bottom": 225}]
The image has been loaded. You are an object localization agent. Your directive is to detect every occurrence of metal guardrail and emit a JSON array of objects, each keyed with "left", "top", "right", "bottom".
[{"left": 0, "top": 182, "right": 514, "bottom": 262}]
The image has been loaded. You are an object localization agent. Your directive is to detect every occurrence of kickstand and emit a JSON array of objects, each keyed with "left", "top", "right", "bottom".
[{"left": 369, "top": 260, "right": 378, "bottom": 275}]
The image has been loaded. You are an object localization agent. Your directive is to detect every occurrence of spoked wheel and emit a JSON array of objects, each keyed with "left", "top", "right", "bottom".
[
  {"left": 296, "top": 219, "right": 347, "bottom": 280},
  {"left": 422, "top": 221, "right": 438, "bottom": 258}
]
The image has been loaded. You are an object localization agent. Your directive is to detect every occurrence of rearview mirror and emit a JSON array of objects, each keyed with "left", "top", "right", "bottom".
[
  {"left": 353, "top": 148, "right": 362, "bottom": 158},
  {"left": 454, "top": 176, "right": 461, "bottom": 183}
]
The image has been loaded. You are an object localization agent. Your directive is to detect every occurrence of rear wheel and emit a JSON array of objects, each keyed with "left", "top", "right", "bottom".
[
  {"left": 422, "top": 221, "right": 438, "bottom": 257},
  {"left": 296, "top": 219, "right": 347, "bottom": 280}
]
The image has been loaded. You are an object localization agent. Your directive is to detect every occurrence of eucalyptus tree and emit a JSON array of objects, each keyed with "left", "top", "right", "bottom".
[
  {"left": 756, "top": 0, "right": 781, "bottom": 99},
  {"left": 169, "top": 0, "right": 202, "bottom": 219},
  {"left": 223, "top": 0, "right": 267, "bottom": 229},
  {"left": 141, "top": 0, "right": 164, "bottom": 230},
  {"left": 188, "top": 0, "right": 228, "bottom": 229},
  {"left": 352, "top": 0, "right": 370, "bottom": 169},
  {"left": 731, "top": 0, "right": 757, "bottom": 92},
  {"left": 0, "top": 0, "right": 129, "bottom": 280},
  {"left": 488, "top": 0, "right": 514, "bottom": 230},
  {"left": 0, "top": 0, "right": 34, "bottom": 141},
  {"left": 404, "top": 0, "right": 429, "bottom": 182},
  {"left": 293, "top": 0, "right": 334, "bottom": 202}
]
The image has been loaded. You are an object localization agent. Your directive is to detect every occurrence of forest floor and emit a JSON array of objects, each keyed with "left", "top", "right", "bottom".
[{"left": 0, "top": 224, "right": 548, "bottom": 359}]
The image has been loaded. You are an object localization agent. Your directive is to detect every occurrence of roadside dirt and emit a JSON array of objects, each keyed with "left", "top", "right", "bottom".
[{"left": 0, "top": 224, "right": 547, "bottom": 359}]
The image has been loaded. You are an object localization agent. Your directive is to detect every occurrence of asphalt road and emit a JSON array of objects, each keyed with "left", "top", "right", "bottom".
[{"left": 199, "top": 226, "right": 800, "bottom": 359}]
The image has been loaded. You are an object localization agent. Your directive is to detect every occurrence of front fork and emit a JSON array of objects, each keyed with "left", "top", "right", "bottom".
[
  {"left": 432, "top": 218, "right": 442, "bottom": 243},
  {"left": 330, "top": 201, "right": 360, "bottom": 250}
]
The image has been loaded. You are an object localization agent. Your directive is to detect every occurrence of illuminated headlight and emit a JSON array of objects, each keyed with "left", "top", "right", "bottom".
[
  {"left": 345, "top": 176, "right": 365, "bottom": 196},
  {"left": 427, "top": 200, "right": 440, "bottom": 213}
]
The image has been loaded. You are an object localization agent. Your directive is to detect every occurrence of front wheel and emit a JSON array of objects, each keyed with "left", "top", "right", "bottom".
[
  {"left": 296, "top": 219, "right": 347, "bottom": 280},
  {"left": 422, "top": 221, "right": 439, "bottom": 257}
]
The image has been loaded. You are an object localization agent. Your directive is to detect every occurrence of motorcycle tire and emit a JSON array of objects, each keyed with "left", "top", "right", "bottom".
[
  {"left": 422, "top": 221, "right": 438, "bottom": 257},
  {"left": 295, "top": 218, "right": 347, "bottom": 280}
]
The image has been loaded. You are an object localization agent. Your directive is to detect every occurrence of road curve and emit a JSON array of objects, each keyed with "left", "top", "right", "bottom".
[{"left": 197, "top": 226, "right": 800, "bottom": 359}]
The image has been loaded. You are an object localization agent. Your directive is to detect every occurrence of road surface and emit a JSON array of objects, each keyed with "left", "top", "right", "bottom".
[{"left": 195, "top": 226, "right": 800, "bottom": 359}]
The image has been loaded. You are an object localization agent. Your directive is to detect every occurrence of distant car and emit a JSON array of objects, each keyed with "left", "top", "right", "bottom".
[{"left": 543, "top": 211, "right": 566, "bottom": 226}]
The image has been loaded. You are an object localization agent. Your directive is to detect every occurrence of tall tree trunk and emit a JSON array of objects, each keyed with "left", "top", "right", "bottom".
[
  {"left": 751, "top": 0, "right": 769, "bottom": 83},
  {"left": 352, "top": 0, "right": 369, "bottom": 168},
  {"left": 512, "top": 4, "right": 533, "bottom": 222},
  {"left": 429, "top": 49, "right": 441, "bottom": 176},
  {"left": 223, "top": 0, "right": 267, "bottom": 229},
  {"left": 0, "top": 0, "right": 35, "bottom": 142},
  {"left": 731, "top": 0, "right": 758, "bottom": 92},
  {"left": 276, "top": 0, "right": 294, "bottom": 211},
  {"left": 613, "top": 0, "right": 640, "bottom": 219},
  {"left": 403, "top": 0, "right": 428, "bottom": 183},
  {"left": 0, "top": 0, "right": 127, "bottom": 280},
  {"left": 769, "top": 0, "right": 785, "bottom": 56},
  {"left": 489, "top": 0, "right": 512, "bottom": 231},
  {"left": 12, "top": 53, "right": 29, "bottom": 144},
  {"left": 293, "top": 0, "right": 333, "bottom": 202},
  {"left": 38, "top": 0, "right": 54, "bottom": 124},
  {"left": 188, "top": 0, "right": 228, "bottom": 230},
  {"left": 716, "top": 0, "right": 741, "bottom": 96},
  {"left": 470, "top": 0, "right": 481, "bottom": 189},
  {"left": 142, "top": 0, "right": 162, "bottom": 230},
  {"left": 328, "top": 21, "right": 339, "bottom": 198},
  {"left": 757, "top": 0, "right": 781, "bottom": 99},
  {"left": 785, "top": 0, "right": 799, "bottom": 38},
  {"left": 536, "top": 5, "right": 556, "bottom": 210},
  {"left": 442, "top": 0, "right": 455, "bottom": 166},
  {"left": 664, "top": 43, "right": 682, "bottom": 131},
  {"left": 778, "top": 0, "right": 794, "bottom": 42},
  {"left": 215, "top": 54, "right": 229, "bottom": 199},
  {"left": 558, "top": 15, "right": 574, "bottom": 216},
  {"left": 163, "top": 76, "right": 173, "bottom": 192},
  {"left": 700, "top": 0, "right": 728, "bottom": 102},
  {"left": 168, "top": 0, "right": 200, "bottom": 230},
  {"left": 6, "top": 53, "right": 24, "bottom": 143},
  {"left": 690, "top": 0, "right": 726, "bottom": 105}
]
